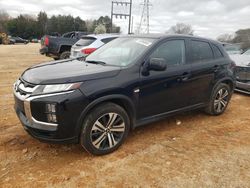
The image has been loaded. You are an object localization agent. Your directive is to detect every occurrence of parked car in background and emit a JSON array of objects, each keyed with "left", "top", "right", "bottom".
[
  {"left": 230, "top": 53, "right": 250, "bottom": 94},
  {"left": 10, "top": 36, "right": 29, "bottom": 44},
  {"left": 40, "top": 31, "right": 87, "bottom": 60},
  {"left": 8, "top": 38, "right": 15, "bottom": 44},
  {"left": 13, "top": 34, "right": 236, "bottom": 155},
  {"left": 31, "top": 39, "right": 39, "bottom": 43},
  {"left": 70, "top": 34, "right": 118, "bottom": 58}
]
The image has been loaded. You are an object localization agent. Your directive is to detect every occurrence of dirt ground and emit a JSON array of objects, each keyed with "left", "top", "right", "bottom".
[{"left": 0, "top": 44, "right": 249, "bottom": 187}]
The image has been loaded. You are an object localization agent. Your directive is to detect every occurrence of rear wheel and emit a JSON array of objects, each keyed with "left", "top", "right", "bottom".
[
  {"left": 80, "top": 103, "right": 130, "bottom": 155},
  {"left": 205, "top": 83, "right": 233, "bottom": 115},
  {"left": 53, "top": 57, "right": 60, "bottom": 60},
  {"left": 59, "top": 51, "right": 70, "bottom": 59}
]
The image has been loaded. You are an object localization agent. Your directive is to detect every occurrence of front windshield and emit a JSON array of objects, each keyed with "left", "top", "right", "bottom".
[{"left": 86, "top": 37, "right": 155, "bottom": 67}]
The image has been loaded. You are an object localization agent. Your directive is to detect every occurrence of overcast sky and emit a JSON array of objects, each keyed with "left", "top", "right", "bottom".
[{"left": 0, "top": 0, "right": 250, "bottom": 39}]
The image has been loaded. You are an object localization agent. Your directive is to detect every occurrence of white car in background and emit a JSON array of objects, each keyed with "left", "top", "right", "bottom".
[
  {"left": 70, "top": 34, "right": 119, "bottom": 58},
  {"left": 229, "top": 49, "right": 250, "bottom": 94}
]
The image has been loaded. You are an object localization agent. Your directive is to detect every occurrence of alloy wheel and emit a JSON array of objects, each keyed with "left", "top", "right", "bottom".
[
  {"left": 90, "top": 113, "right": 125, "bottom": 150},
  {"left": 214, "top": 88, "right": 229, "bottom": 113}
]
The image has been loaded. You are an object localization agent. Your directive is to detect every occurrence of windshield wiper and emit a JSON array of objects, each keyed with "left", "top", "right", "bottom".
[{"left": 85, "top": 60, "right": 107, "bottom": 65}]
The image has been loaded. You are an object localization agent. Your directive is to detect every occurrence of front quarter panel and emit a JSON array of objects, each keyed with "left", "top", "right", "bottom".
[{"left": 80, "top": 67, "right": 139, "bottom": 103}]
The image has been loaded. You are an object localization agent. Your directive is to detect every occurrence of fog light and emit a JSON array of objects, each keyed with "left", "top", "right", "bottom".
[
  {"left": 47, "top": 114, "right": 57, "bottom": 123},
  {"left": 46, "top": 104, "right": 56, "bottom": 113},
  {"left": 46, "top": 103, "right": 57, "bottom": 123}
]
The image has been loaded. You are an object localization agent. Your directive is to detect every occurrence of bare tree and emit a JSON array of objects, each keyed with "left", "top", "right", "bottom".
[
  {"left": 217, "top": 33, "right": 234, "bottom": 43},
  {"left": 168, "top": 23, "right": 194, "bottom": 35},
  {"left": 0, "top": 10, "right": 10, "bottom": 32}
]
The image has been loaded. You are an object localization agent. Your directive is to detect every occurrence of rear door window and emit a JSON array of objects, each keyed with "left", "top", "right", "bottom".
[
  {"left": 191, "top": 40, "right": 213, "bottom": 62},
  {"left": 62, "top": 32, "right": 73, "bottom": 38},
  {"left": 75, "top": 37, "right": 96, "bottom": 47}
]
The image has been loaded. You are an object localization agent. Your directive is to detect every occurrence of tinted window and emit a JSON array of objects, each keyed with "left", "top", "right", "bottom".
[
  {"left": 75, "top": 37, "right": 96, "bottom": 46},
  {"left": 191, "top": 40, "right": 213, "bottom": 62},
  {"left": 211, "top": 44, "right": 223, "bottom": 58},
  {"left": 101, "top": 37, "right": 117, "bottom": 44},
  {"left": 62, "top": 32, "right": 73, "bottom": 38},
  {"left": 150, "top": 40, "right": 185, "bottom": 66}
]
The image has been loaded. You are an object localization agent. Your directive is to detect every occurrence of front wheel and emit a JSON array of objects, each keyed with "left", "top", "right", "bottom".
[
  {"left": 205, "top": 83, "right": 233, "bottom": 115},
  {"left": 80, "top": 103, "right": 130, "bottom": 155}
]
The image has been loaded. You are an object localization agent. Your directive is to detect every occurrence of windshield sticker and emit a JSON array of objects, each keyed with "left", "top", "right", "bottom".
[{"left": 135, "top": 39, "right": 152, "bottom": 47}]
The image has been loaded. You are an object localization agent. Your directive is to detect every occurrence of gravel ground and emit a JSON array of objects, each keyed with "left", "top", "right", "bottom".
[{"left": 0, "top": 44, "right": 250, "bottom": 187}]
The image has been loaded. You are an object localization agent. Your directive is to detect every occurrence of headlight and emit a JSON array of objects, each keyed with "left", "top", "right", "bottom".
[{"left": 33, "top": 82, "right": 82, "bottom": 95}]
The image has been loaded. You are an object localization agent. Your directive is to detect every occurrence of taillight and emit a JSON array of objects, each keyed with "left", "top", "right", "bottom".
[
  {"left": 44, "top": 36, "right": 49, "bottom": 46},
  {"left": 81, "top": 48, "right": 97, "bottom": 55}
]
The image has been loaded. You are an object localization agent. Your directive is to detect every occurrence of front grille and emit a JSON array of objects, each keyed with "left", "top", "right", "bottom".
[{"left": 235, "top": 66, "right": 250, "bottom": 81}]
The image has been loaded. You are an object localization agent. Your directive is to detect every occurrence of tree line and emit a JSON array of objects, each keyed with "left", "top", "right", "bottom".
[
  {"left": 217, "top": 29, "right": 250, "bottom": 50},
  {"left": 168, "top": 22, "right": 250, "bottom": 51},
  {"left": 0, "top": 10, "right": 120, "bottom": 39}
]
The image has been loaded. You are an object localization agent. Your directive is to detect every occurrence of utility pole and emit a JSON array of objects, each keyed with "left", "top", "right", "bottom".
[
  {"left": 138, "top": 0, "right": 152, "bottom": 34},
  {"left": 111, "top": 0, "right": 132, "bottom": 34}
]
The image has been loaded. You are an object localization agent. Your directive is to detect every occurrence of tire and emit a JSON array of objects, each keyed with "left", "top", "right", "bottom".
[
  {"left": 59, "top": 51, "right": 70, "bottom": 59},
  {"left": 205, "top": 83, "right": 233, "bottom": 115},
  {"left": 80, "top": 103, "right": 130, "bottom": 155}
]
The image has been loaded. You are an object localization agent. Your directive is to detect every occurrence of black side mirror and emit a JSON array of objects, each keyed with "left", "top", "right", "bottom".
[{"left": 148, "top": 58, "right": 167, "bottom": 71}]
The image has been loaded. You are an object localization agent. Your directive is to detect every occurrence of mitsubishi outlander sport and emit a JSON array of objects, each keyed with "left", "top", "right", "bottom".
[{"left": 13, "top": 34, "right": 236, "bottom": 155}]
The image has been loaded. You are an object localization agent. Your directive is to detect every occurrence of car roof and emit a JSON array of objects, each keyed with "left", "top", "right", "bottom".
[{"left": 122, "top": 33, "right": 220, "bottom": 44}]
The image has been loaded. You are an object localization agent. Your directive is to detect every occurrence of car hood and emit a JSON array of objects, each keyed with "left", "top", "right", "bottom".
[
  {"left": 21, "top": 59, "right": 121, "bottom": 85},
  {"left": 230, "top": 54, "right": 250, "bottom": 67}
]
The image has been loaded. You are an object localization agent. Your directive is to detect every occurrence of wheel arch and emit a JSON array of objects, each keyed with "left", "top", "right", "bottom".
[
  {"left": 209, "top": 77, "right": 235, "bottom": 101},
  {"left": 214, "top": 77, "right": 235, "bottom": 91},
  {"left": 75, "top": 94, "right": 136, "bottom": 140},
  {"left": 59, "top": 45, "right": 71, "bottom": 53}
]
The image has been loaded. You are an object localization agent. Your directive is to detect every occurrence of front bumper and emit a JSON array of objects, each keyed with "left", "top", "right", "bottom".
[
  {"left": 39, "top": 46, "right": 48, "bottom": 55},
  {"left": 15, "top": 106, "right": 77, "bottom": 143},
  {"left": 14, "top": 87, "right": 88, "bottom": 143}
]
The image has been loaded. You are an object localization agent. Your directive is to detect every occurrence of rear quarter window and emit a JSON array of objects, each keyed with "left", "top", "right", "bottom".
[
  {"left": 211, "top": 44, "right": 224, "bottom": 58},
  {"left": 101, "top": 37, "right": 117, "bottom": 44},
  {"left": 191, "top": 40, "right": 213, "bottom": 62}
]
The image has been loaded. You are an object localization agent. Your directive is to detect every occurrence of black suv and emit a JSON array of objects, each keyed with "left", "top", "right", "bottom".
[{"left": 13, "top": 34, "right": 236, "bottom": 155}]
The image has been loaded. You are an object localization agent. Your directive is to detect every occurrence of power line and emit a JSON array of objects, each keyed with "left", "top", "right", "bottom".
[
  {"left": 111, "top": 0, "right": 133, "bottom": 34},
  {"left": 137, "top": 0, "right": 152, "bottom": 34}
]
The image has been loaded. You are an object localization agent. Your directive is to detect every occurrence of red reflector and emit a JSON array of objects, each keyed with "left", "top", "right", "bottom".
[
  {"left": 81, "top": 48, "right": 97, "bottom": 55},
  {"left": 45, "top": 37, "right": 49, "bottom": 46}
]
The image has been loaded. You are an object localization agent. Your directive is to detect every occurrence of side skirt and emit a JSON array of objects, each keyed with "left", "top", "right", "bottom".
[{"left": 134, "top": 103, "right": 206, "bottom": 129}]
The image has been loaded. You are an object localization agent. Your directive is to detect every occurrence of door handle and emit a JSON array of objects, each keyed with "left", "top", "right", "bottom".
[{"left": 177, "top": 72, "right": 192, "bottom": 82}]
